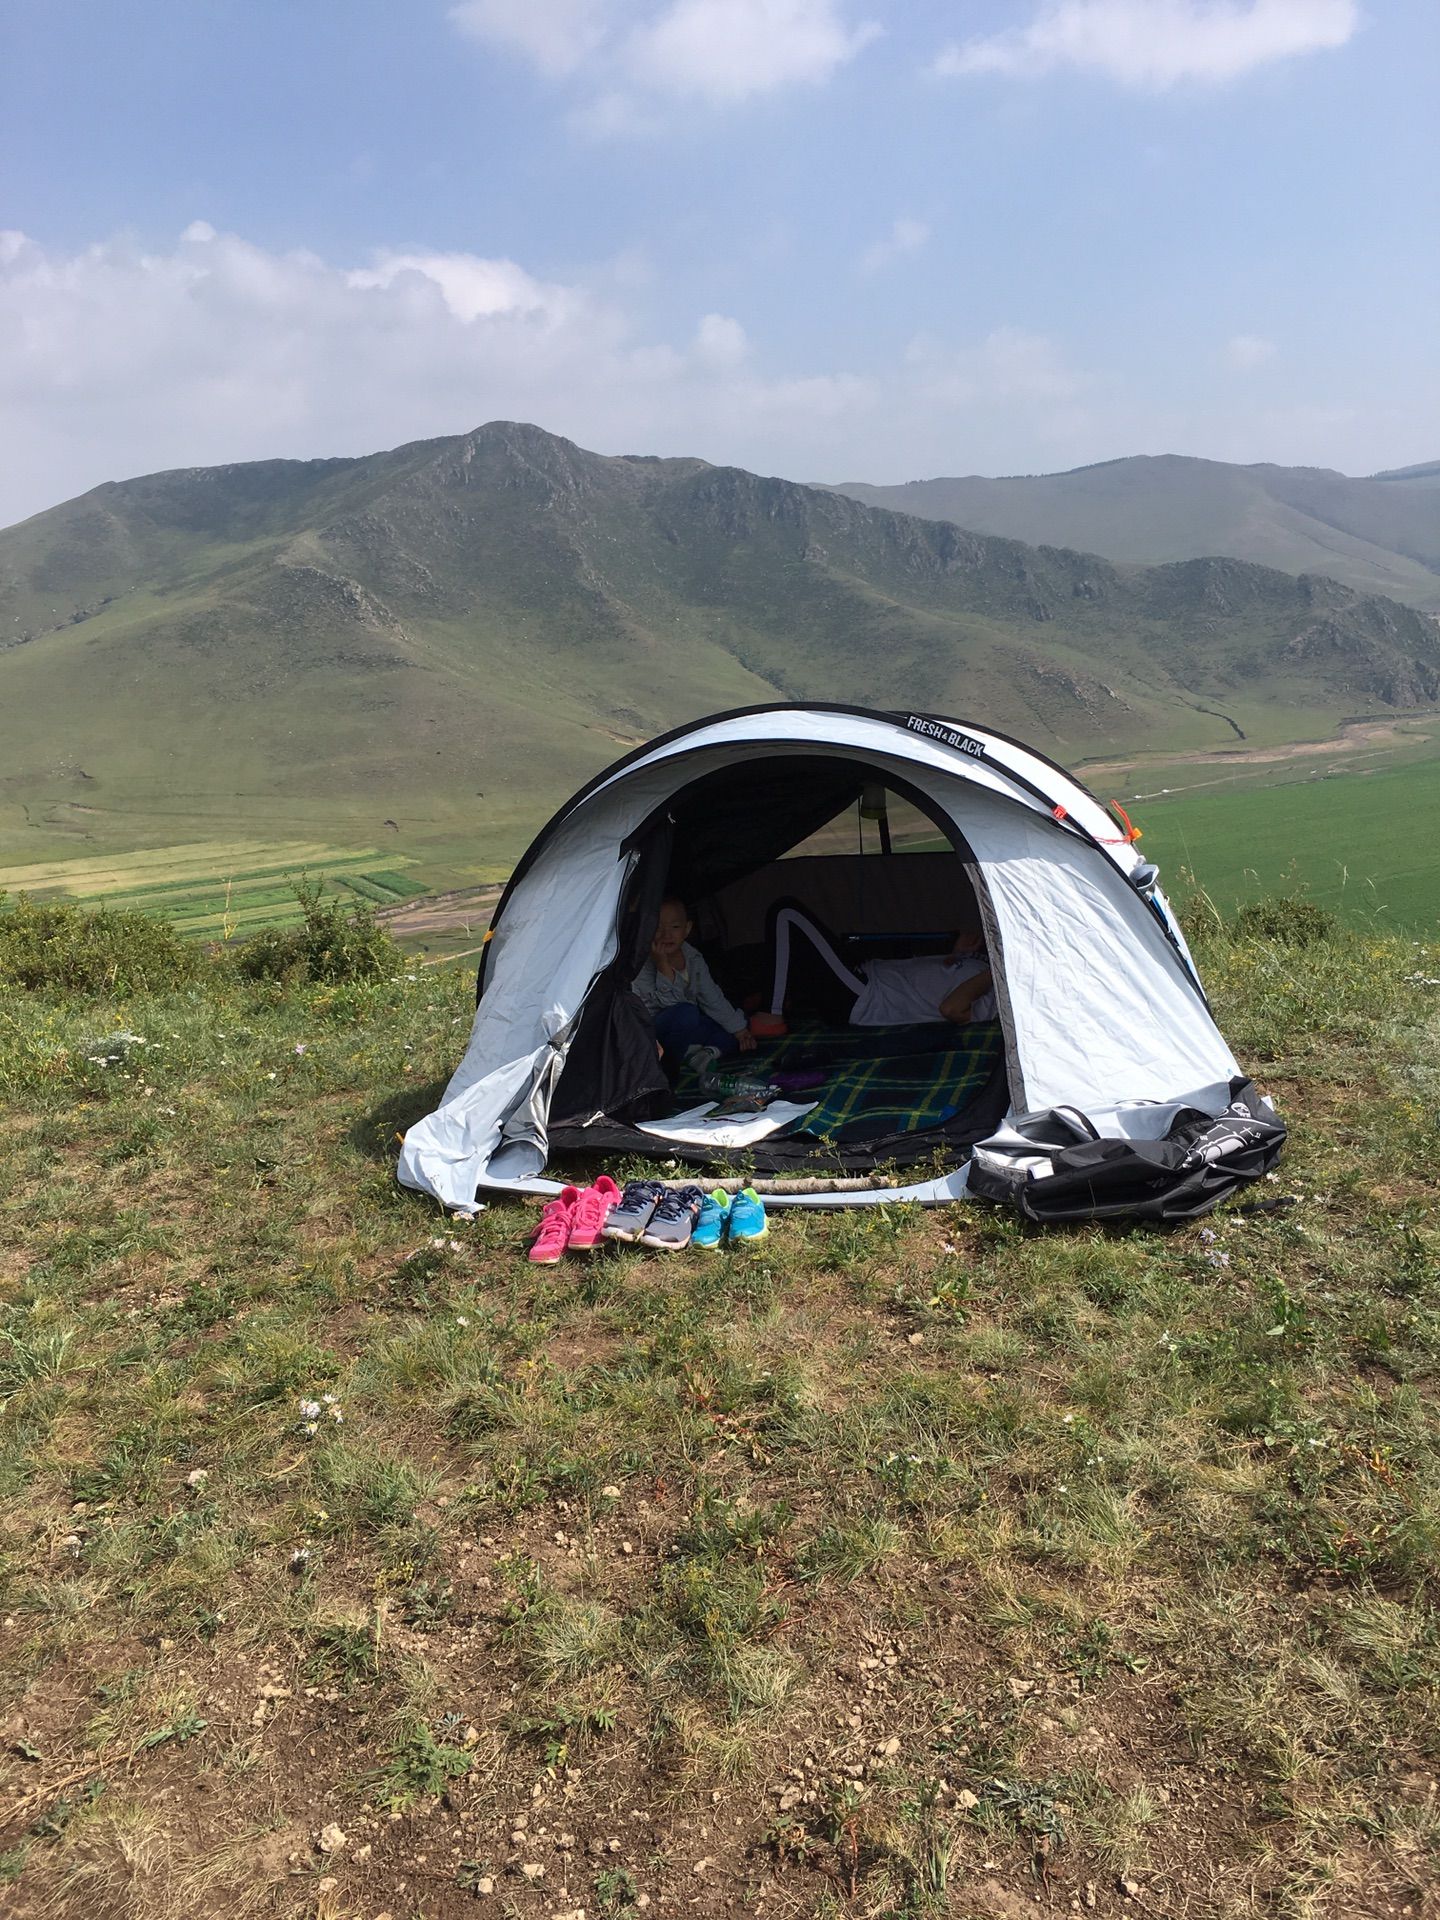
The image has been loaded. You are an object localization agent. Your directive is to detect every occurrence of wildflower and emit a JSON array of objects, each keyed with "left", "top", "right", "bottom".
[
  {"left": 1199, "top": 1227, "right": 1216, "bottom": 1243},
  {"left": 298, "top": 1399, "right": 322, "bottom": 1421},
  {"left": 294, "top": 1043, "right": 307, "bottom": 1055},
  {"left": 185, "top": 1468, "right": 209, "bottom": 1490},
  {"left": 456, "top": 1315, "right": 470, "bottom": 1327},
  {"left": 289, "top": 1546, "right": 312, "bottom": 1570},
  {"left": 1062, "top": 1413, "right": 1074, "bottom": 1424},
  {"left": 448, "top": 1239, "right": 463, "bottom": 1254}
]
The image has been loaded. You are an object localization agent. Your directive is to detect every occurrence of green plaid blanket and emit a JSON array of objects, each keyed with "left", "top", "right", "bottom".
[{"left": 677, "top": 1019, "right": 1003, "bottom": 1142}]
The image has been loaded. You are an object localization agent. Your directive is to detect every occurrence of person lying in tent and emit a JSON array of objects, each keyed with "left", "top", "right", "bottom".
[
  {"left": 768, "top": 907, "right": 996, "bottom": 1028},
  {"left": 633, "top": 896, "right": 758, "bottom": 1075}
]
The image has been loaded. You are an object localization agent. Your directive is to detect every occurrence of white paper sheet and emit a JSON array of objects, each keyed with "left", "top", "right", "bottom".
[{"left": 636, "top": 1100, "right": 818, "bottom": 1149}]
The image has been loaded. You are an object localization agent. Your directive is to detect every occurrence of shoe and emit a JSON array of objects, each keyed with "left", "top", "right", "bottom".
[
  {"left": 684, "top": 1043, "right": 722, "bottom": 1077},
  {"left": 640, "top": 1185, "right": 706, "bottom": 1250},
  {"left": 602, "top": 1179, "right": 667, "bottom": 1243},
  {"left": 727, "top": 1187, "right": 768, "bottom": 1245},
  {"left": 528, "top": 1187, "right": 579, "bottom": 1264},
  {"left": 568, "top": 1175, "right": 620, "bottom": 1250},
  {"left": 691, "top": 1189, "right": 731, "bottom": 1251}
]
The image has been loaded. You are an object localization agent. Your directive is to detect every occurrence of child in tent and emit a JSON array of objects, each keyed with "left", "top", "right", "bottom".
[
  {"left": 633, "top": 897, "right": 758, "bottom": 1075},
  {"left": 769, "top": 908, "right": 996, "bottom": 1028}
]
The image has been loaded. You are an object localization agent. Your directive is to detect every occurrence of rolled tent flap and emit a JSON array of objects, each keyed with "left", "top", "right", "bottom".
[{"left": 489, "top": 1013, "right": 572, "bottom": 1184}]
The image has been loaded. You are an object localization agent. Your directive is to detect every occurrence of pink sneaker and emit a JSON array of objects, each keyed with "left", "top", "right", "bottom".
[
  {"left": 528, "top": 1187, "right": 579, "bottom": 1264},
  {"left": 567, "top": 1175, "right": 621, "bottom": 1250}
]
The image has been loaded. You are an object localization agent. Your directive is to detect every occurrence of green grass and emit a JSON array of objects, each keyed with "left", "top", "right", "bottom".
[
  {"left": 0, "top": 904, "right": 1437, "bottom": 1915},
  {"left": 1141, "top": 750, "right": 1440, "bottom": 927}
]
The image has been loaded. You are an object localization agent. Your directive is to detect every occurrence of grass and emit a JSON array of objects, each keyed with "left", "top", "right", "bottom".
[
  {"left": 1140, "top": 746, "right": 1440, "bottom": 928},
  {"left": 0, "top": 907, "right": 1438, "bottom": 1916}
]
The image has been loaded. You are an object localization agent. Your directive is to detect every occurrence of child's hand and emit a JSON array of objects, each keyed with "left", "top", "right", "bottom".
[{"left": 737, "top": 1027, "right": 759, "bottom": 1053}]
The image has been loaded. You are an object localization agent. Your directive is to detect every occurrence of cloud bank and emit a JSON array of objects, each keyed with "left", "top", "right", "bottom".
[
  {"left": 935, "top": 0, "right": 1358, "bottom": 89},
  {"left": 0, "top": 224, "right": 1411, "bottom": 526}
]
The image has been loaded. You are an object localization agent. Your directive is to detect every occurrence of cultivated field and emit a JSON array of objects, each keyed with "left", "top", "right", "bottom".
[
  {"left": 1, "top": 907, "right": 1437, "bottom": 1917},
  {"left": 0, "top": 840, "right": 421, "bottom": 940}
]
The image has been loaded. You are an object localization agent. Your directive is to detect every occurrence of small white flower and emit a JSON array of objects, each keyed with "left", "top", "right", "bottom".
[
  {"left": 456, "top": 1315, "right": 470, "bottom": 1327},
  {"left": 303, "top": 1422, "right": 318, "bottom": 1436},
  {"left": 320, "top": 1393, "right": 337, "bottom": 1406},
  {"left": 1062, "top": 1413, "right": 1074, "bottom": 1424},
  {"left": 185, "top": 1468, "right": 209, "bottom": 1489},
  {"left": 294, "top": 1043, "right": 307, "bottom": 1055},
  {"left": 327, "top": 1407, "right": 343, "bottom": 1424},
  {"left": 290, "top": 1546, "right": 311, "bottom": 1569},
  {"left": 298, "top": 1399, "right": 322, "bottom": 1420}
]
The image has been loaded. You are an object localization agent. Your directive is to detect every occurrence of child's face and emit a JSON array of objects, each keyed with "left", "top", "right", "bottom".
[{"left": 652, "top": 904, "right": 691, "bottom": 958}]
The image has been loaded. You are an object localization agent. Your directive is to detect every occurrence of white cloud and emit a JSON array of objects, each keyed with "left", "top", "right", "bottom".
[
  {"left": 0, "top": 226, "right": 880, "bottom": 522},
  {"left": 858, "top": 216, "right": 929, "bottom": 275},
  {"left": 692, "top": 312, "right": 750, "bottom": 368},
  {"left": 934, "top": 0, "right": 1358, "bottom": 90},
  {"left": 1225, "top": 332, "right": 1277, "bottom": 369},
  {"left": 346, "top": 250, "right": 577, "bottom": 325},
  {"left": 624, "top": 0, "right": 881, "bottom": 104},
  {"left": 450, "top": 0, "right": 879, "bottom": 115},
  {"left": 448, "top": 0, "right": 608, "bottom": 78}
]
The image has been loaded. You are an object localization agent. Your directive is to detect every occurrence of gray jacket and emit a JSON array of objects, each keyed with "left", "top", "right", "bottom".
[{"left": 632, "top": 942, "right": 748, "bottom": 1034}]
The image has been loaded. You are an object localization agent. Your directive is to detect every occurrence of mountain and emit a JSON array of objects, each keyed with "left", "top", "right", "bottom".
[
  {"left": 830, "top": 455, "right": 1440, "bottom": 612},
  {"left": 3, "top": 423, "right": 1438, "bottom": 881}
]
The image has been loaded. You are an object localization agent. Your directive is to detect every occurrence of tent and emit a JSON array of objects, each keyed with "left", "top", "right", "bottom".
[{"left": 398, "top": 704, "right": 1250, "bottom": 1212}]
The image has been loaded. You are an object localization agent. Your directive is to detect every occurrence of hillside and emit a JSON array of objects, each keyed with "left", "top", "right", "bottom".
[
  {"left": 831, "top": 454, "right": 1440, "bottom": 612},
  {"left": 3, "top": 423, "right": 1439, "bottom": 886}
]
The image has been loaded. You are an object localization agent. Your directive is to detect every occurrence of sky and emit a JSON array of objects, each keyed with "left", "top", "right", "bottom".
[{"left": 2, "top": 0, "right": 1437, "bottom": 525}]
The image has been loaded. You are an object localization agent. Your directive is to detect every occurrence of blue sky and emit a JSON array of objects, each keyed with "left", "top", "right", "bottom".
[{"left": 1, "top": 0, "right": 1436, "bottom": 522}]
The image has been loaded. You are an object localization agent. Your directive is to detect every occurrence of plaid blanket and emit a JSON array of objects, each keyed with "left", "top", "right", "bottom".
[{"left": 676, "top": 1019, "right": 1003, "bottom": 1142}]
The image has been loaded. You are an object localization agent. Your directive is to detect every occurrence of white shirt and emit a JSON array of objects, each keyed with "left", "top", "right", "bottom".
[{"left": 850, "top": 954, "right": 996, "bottom": 1028}]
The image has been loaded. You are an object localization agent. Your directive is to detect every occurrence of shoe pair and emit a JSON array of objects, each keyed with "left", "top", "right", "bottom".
[
  {"left": 528, "top": 1175, "right": 620, "bottom": 1264},
  {"left": 692, "top": 1186, "right": 767, "bottom": 1250},
  {"left": 602, "top": 1179, "right": 707, "bottom": 1251}
]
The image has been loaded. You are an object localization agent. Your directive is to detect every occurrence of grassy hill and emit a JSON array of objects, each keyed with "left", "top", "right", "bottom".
[
  {"left": 3, "top": 423, "right": 1439, "bottom": 906},
  {"left": 1, "top": 905, "right": 1437, "bottom": 1915},
  {"left": 831, "top": 455, "right": 1440, "bottom": 613}
]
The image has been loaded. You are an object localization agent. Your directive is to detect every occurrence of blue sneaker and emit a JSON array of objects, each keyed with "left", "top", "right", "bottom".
[
  {"left": 692, "top": 1189, "right": 731, "bottom": 1251},
  {"left": 727, "top": 1186, "right": 768, "bottom": 1245}
]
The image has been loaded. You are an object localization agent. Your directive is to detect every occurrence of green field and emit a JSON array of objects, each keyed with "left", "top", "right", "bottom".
[
  {"left": 0, "top": 838, "right": 422, "bottom": 939},
  {"left": 1137, "top": 752, "right": 1440, "bottom": 928}
]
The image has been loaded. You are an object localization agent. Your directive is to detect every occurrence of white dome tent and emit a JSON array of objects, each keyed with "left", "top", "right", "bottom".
[{"left": 399, "top": 705, "right": 1254, "bottom": 1213}]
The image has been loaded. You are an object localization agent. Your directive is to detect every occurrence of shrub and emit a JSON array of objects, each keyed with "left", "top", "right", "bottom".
[
  {"left": 0, "top": 891, "right": 201, "bottom": 997},
  {"left": 231, "top": 878, "right": 404, "bottom": 985},
  {"left": 1229, "top": 896, "right": 1336, "bottom": 947}
]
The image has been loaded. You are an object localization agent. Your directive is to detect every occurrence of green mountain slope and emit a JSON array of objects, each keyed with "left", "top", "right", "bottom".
[
  {"left": 830, "top": 454, "right": 1440, "bottom": 612},
  {"left": 2, "top": 423, "right": 1438, "bottom": 884}
]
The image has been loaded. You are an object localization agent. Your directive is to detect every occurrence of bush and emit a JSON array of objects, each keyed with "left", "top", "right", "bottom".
[
  {"left": 232, "top": 878, "right": 404, "bottom": 986},
  {"left": 0, "top": 892, "right": 202, "bottom": 997},
  {"left": 1229, "top": 896, "right": 1337, "bottom": 947}
]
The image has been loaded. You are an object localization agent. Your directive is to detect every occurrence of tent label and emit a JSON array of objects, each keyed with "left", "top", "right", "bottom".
[{"left": 904, "top": 714, "right": 986, "bottom": 759}]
